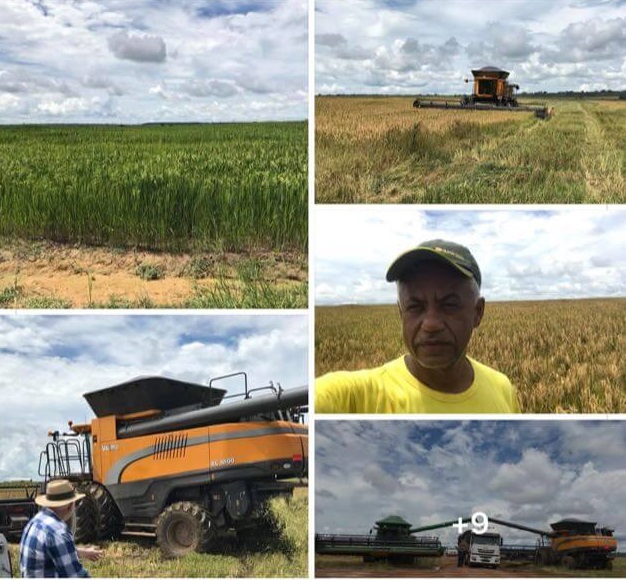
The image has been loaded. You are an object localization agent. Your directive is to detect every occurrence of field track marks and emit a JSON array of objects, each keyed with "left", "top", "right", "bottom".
[{"left": 580, "top": 103, "right": 624, "bottom": 200}]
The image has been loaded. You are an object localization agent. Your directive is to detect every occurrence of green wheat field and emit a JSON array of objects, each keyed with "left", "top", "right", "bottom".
[{"left": 0, "top": 122, "right": 307, "bottom": 308}]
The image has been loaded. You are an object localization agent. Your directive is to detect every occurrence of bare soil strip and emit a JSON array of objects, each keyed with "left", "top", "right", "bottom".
[{"left": 0, "top": 240, "right": 306, "bottom": 308}]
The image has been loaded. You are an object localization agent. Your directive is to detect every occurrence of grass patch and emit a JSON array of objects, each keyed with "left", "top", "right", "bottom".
[{"left": 135, "top": 263, "right": 165, "bottom": 281}]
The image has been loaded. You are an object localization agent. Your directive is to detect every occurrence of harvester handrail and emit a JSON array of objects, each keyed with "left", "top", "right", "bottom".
[{"left": 209, "top": 371, "right": 248, "bottom": 398}]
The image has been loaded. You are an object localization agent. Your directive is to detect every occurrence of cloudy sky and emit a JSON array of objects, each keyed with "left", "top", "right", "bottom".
[
  {"left": 0, "top": 313, "right": 308, "bottom": 480},
  {"left": 0, "top": 0, "right": 307, "bottom": 123},
  {"left": 315, "top": 206, "right": 626, "bottom": 304},
  {"left": 316, "top": 0, "right": 626, "bottom": 94},
  {"left": 316, "top": 420, "right": 626, "bottom": 547}
]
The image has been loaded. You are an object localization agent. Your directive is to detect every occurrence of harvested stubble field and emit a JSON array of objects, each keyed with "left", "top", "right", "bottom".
[
  {"left": 5, "top": 488, "right": 308, "bottom": 578},
  {"left": 315, "top": 299, "right": 626, "bottom": 413},
  {"left": 315, "top": 554, "right": 626, "bottom": 577},
  {"left": 315, "top": 96, "right": 626, "bottom": 203},
  {"left": 0, "top": 122, "right": 307, "bottom": 308}
]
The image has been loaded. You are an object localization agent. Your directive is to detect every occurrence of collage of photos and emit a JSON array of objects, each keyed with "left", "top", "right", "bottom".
[{"left": 0, "top": 0, "right": 624, "bottom": 578}]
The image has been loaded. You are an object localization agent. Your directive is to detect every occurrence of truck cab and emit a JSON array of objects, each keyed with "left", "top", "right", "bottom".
[{"left": 459, "top": 528, "right": 502, "bottom": 568}]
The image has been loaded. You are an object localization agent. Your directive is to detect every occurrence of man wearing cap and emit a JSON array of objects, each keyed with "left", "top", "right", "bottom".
[
  {"left": 19, "top": 479, "right": 103, "bottom": 578},
  {"left": 315, "top": 239, "right": 519, "bottom": 413}
]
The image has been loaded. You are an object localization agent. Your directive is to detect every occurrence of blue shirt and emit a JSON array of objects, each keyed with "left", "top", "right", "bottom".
[{"left": 19, "top": 508, "right": 89, "bottom": 578}]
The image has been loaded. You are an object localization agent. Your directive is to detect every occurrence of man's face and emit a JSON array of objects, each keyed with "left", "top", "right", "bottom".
[
  {"left": 58, "top": 502, "right": 75, "bottom": 523},
  {"left": 397, "top": 261, "right": 485, "bottom": 371}
]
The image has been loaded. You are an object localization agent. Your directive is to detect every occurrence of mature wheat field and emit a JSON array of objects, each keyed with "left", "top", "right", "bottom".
[
  {"left": 315, "top": 299, "right": 626, "bottom": 413},
  {"left": 0, "top": 122, "right": 307, "bottom": 252},
  {"left": 315, "top": 96, "right": 626, "bottom": 203},
  {"left": 5, "top": 489, "right": 307, "bottom": 578}
]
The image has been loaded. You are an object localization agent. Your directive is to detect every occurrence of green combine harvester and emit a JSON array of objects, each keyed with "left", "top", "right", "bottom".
[{"left": 315, "top": 515, "right": 445, "bottom": 564}]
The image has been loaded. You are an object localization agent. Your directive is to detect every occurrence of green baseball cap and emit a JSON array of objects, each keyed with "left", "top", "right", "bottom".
[{"left": 386, "top": 239, "right": 482, "bottom": 287}]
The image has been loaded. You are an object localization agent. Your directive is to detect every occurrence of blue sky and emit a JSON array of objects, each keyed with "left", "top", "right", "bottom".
[
  {"left": 316, "top": 0, "right": 626, "bottom": 94},
  {"left": 0, "top": 313, "right": 308, "bottom": 480},
  {"left": 315, "top": 206, "right": 626, "bottom": 304},
  {"left": 315, "top": 420, "right": 626, "bottom": 547},
  {"left": 0, "top": 0, "right": 307, "bottom": 123}
]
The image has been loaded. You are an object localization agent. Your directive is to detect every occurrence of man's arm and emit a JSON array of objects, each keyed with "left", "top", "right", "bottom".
[{"left": 48, "top": 530, "right": 90, "bottom": 578}]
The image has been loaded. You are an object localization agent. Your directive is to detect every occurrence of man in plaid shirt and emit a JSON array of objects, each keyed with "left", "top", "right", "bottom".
[{"left": 19, "top": 480, "right": 103, "bottom": 578}]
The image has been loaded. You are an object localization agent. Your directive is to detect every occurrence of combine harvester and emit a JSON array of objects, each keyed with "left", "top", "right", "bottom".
[
  {"left": 413, "top": 66, "right": 552, "bottom": 119},
  {"left": 31, "top": 373, "right": 308, "bottom": 557},
  {"left": 490, "top": 516, "right": 617, "bottom": 570},
  {"left": 315, "top": 515, "right": 445, "bottom": 565}
]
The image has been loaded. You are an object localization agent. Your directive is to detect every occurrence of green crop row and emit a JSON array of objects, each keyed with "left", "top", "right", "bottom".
[{"left": 0, "top": 122, "right": 307, "bottom": 252}]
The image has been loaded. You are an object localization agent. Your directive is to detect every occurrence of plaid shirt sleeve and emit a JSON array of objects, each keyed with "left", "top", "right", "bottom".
[{"left": 46, "top": 528, "right": 90, "bottom": 578}]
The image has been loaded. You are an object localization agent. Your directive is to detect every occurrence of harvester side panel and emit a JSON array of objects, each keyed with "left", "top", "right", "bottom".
[
  {"left": 94, "top": 421, "right": 306, "bottom": 486},
  {"left": 107, "top": 463, "right": 298, "bottom": 520},
  {"left": 552, "top": 535, "right": 617, "bottom": 555}
]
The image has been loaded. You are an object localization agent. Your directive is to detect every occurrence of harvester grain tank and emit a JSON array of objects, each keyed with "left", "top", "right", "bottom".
[
  {"left": 37, "top": 374, "right": 308, "bottom": 557},
  {"left": 315, "top": 515, "right": 445, "bottom": 564},
  {"left": 413, "top": 65, "right": 552, "bottom": 119}
]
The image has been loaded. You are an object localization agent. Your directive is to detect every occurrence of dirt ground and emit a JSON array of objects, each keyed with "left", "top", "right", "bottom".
[
  {"left": 0, "top": 239, "right": 306, "bottom": 308},
  {"left": 315, "top": 556, "right": 573, "bottom": 577}
]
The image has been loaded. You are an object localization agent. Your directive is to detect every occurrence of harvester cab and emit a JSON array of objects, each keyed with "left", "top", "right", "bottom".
[
  {"left": 38, "top": 374, "right": 308, "bottom": 557},
  {"left": 463, "top": 66, "right": 519, "bottom": 106}
]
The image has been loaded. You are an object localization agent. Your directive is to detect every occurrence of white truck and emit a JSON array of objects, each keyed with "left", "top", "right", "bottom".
[{"left": 458, "top": 528, "right": 501, "bottom": 568}]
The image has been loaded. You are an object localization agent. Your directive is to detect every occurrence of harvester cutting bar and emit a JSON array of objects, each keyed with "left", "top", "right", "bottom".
[
  {"left": 413, "top": 99, "right": 551, "bottom": 119},
  {"left": 117, "top": 385, "right": 308, "bottom": 438}
]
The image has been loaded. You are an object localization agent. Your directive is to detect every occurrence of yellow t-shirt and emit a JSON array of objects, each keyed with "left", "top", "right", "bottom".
[{"left": 315, "top": 356, "right": 520, "bottom": 414}]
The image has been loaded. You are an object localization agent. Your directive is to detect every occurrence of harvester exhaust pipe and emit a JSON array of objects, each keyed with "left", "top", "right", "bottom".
[{"left": 116, "top": 385, "right": 308, "bottom": 439}]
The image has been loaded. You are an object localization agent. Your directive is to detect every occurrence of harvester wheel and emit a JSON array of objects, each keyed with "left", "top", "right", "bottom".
[
  {"left": 87, "top": 482, "right": 122, "bottom": 540},
  {"left": 156, "top": 501, "right": 213, "bottom": 558},
  {"left": 563, "top": 556, "right": 576, "bottom": 570},
  {"left": 73, "top": 491, "right": 98, "bottom": 544}
]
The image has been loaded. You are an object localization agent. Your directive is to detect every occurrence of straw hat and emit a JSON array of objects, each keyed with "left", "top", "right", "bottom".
[{"left": 35, "top": 480, "right": 85, "bottom": 508}]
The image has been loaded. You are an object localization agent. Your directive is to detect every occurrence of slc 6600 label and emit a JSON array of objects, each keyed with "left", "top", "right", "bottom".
[{"left": 210, "top": 457, "right": 235, "bottom": 468}]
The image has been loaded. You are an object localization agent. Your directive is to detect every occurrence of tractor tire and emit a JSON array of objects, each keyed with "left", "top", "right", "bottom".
[
  {"left": 156, "top": 502, "right": 213, "bottom": 558},
  {"left": 73, "top": 492, "right": 98, "bottom": 544}
]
